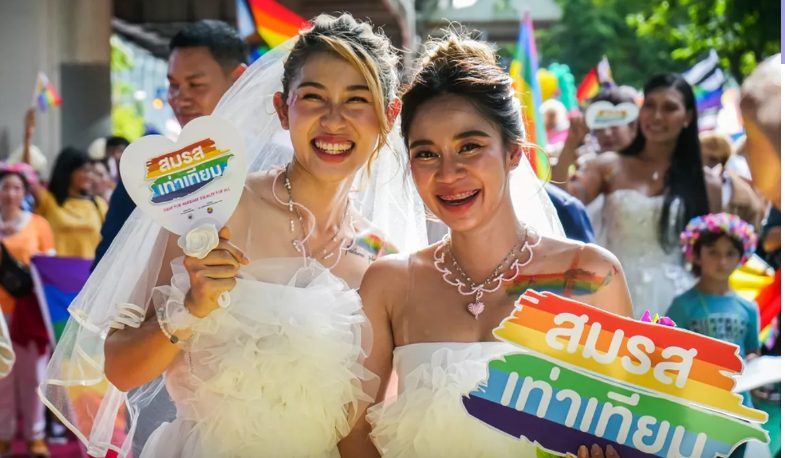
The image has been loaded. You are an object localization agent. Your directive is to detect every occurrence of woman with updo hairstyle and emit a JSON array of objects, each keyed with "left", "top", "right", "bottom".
[
  {"left": 339, "top": 33, "right": 631, "bottom": 458},
  {"left": 45, "top": 13, "right": 415, "bottom": 458}
]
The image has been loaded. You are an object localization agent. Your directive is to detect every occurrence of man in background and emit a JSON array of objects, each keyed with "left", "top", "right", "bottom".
[{"left": 93, "top": 19, "right": 246, "bottom": 267}]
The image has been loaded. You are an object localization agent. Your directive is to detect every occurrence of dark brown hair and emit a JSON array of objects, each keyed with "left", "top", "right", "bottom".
[
  {"left": 401, "top": 33, "right": 526, "bottom": 152},
  {"left": 620, "top": 73, "right": 709, "bottom": 251},
  {"left": 690, "top": 232, "right": 744, "bottom": 276}
]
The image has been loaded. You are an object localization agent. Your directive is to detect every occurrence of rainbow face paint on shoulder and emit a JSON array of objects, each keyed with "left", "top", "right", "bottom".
[{"left": 505, "top": 268, "right": 612, "bottom": 297}]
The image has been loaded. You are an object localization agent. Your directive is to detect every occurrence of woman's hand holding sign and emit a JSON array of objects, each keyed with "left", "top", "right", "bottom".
[
  {"left": 573, "top": 444, "right": 619, "bottom": 458},
  {"left": 184, "top": 226, "right": 249, "bottom": 318}
]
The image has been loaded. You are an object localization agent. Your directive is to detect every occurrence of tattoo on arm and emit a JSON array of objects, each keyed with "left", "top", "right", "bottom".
[{"left": 505, "top": 266, "right": 615, "bottom": 298}]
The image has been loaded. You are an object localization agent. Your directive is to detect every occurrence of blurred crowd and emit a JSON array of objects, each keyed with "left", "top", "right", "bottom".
[{"left": 0, "top": 16, "right": 779, "bottom": 458}]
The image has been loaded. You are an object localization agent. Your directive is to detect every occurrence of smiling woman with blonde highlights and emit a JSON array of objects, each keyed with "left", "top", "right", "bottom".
[
  {"left": 339, "top": 33, "right": 633, "bottom": 458},
  {"left": 41, "top": 13, "right": 424, "bottom": 458}
]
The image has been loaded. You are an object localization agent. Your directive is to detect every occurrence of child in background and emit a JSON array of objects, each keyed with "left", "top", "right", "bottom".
[{"left": 667, "top": 213, "right": 761, "bottom": 403}]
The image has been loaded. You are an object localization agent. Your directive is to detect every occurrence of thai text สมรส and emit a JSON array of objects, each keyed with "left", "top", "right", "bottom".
[{"left": 464, "top": 290, "right": 768, "bottom": 458}]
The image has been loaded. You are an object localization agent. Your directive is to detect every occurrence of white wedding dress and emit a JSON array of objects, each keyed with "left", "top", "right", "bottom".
[
  {"left": 600, "top": 189, "right": 696, "bottom": 319},
  {"left": 140, "top": 257, "right": 370, "bottom": 458},
  {"left": 368, "top": 342, "right": 543, "bottom": 458}
]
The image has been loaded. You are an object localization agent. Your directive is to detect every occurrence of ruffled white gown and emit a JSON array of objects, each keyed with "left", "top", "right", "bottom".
[
  {"left": 369, "top": 342, "right": 541, "bottom": 458},
  {"left": 140, "top": 257, "right": 369, "bottom": 458},
  {"left": 600, "top": 190, "right": 695, "bottom": 319}
]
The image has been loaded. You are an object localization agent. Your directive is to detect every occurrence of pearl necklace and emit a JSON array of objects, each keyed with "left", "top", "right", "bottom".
[
  {"left": 433, "top": 225, "right": 540, "bottom": 319},
  {"left": 273, "top": 166, "right": 355, "bottom": 269}
]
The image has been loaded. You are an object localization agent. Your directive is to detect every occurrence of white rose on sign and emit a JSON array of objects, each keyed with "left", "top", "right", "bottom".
[{"left": 177, "top": 223, "right": 220, "bottom": 259}]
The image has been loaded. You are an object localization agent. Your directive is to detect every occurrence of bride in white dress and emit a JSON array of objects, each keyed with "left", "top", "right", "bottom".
[
  {"left": 564, "top": 74, "right": 721, "bottom": 319},
  {"left": 40, "top": 14, "right": 425, "bottom": 458},
  {"left": 338, "top": 34, "right": 633, "bottom": 458}
]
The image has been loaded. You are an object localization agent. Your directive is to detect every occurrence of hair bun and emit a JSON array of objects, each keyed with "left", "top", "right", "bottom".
[{"left": 420, "top": 32, "right": 497, "bottom": 69}]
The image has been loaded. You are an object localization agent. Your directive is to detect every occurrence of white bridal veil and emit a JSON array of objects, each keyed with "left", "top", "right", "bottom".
[{"left": 39, "top": 34, "right": 561, "bottom": 457}]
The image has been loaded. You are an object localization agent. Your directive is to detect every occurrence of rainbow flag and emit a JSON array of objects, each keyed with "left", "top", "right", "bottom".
[
  {"left": 576, "top": 68, "right": 599, "bottom": 105},
  {"left": 236, "top": 0, "right": 307, "bottom": 59},
  {"left": 576, "top": 57, "right": 613, "bottom": 105},
  {"left": 30, "top": 256, "right": 92, "bottom": 345},
  {"left": 33, "top": 71, "right": 62, "bottom": 112},
  {"left": 510, "top": 12, "right": 548, "bottom": 180}
]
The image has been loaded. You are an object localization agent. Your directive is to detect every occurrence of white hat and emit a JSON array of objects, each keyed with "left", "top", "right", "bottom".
[
  {"left": 88, "top": 137, "right": 107, "bottom": 160},
  {"left": 8, "top": 144, "right": 48, "bottom": 176}
]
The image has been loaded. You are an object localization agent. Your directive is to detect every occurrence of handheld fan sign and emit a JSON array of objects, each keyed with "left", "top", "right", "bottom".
[
  {"left": 463, "top": 291, "right": 769, "bottom": 458},
  {"left": 585, "top": 101, "right": 639, "bottom": 130},
  {"left": 119, "top": 115, "right": 247, "bottom": 307}
]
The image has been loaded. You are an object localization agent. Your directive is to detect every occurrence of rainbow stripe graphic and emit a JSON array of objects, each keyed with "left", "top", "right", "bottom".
[
  {"left": 464, "top": 354, "right": 768, "bottom": 458},
  {"left": 510, "top": 12, "right": 548, "bottom": 180},
  {"left": 144, "top": 138, "right": 233, "bottom": 204},
  {"left": 463, "top": 290, "right": 770, "bottom": 457},
  {"left": 494, "top": 291, "right": 765, "bottom": 422},
  {"left": 30, "top": 256, "right": 92, "bottom": 345},
  {"left": 506, "top": 269, "right": 612, "bottom": 297},
  {"left": 355, "top": 232, "right": 396, "bottom": 257}
]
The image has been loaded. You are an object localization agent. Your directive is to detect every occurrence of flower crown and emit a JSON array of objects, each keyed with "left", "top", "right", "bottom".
[
  {"left": 680, "top": 212, "right": 758, "bottom": 265},
  {"left": 0, "top": 161, "right": 39, "bottom": 187}
]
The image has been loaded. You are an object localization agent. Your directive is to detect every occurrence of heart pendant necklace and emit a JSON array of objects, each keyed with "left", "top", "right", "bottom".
[{"left": 433, "top": 225, "right": 539, "bottom": 319}]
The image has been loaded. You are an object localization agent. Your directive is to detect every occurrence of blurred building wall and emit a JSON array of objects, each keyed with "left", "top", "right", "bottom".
[{"left": 0, "top": 0, "right": 111, "bottom": 175}]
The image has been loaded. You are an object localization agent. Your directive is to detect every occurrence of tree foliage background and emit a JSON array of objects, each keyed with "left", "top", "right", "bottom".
[{"left": 537, "top": 0, "right": 779, "bottom": 88}]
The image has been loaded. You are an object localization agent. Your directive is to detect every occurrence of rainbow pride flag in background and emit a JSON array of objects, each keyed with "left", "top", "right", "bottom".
[
  {"left": 576, "top": 57, "right": 613, "bottom": 105},
  {"left": 510, "top": 12, "right": 549, "bottom": 180},
  {"left": 30, "top": 256, "right": 92, "bottom": 345},
  {"left": 34, "top": 71, "right": 62, "bottom": 112},
  {"left": 236, "top": 0, "right": 307, "bottom": 61}
]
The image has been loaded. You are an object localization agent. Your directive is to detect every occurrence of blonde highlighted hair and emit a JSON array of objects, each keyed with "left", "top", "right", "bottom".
[{"left": 281, "top": 14, "right": 399, "bottom": 170}]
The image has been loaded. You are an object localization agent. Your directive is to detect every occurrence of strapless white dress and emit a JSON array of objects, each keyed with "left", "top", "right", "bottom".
[
  {"left": 368, "top": 342, "right": 543, "bottom": 457},
  {"left": 139, "top": 258, "right": 369, "bottom": 458},
  {"left": 600, "top": 190, "right": 695, "bottom": 318}
]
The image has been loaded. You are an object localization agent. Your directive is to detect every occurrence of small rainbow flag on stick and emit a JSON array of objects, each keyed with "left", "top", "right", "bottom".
[
  {"left": 33, "top": 71, "right": 62, "bottom": 112},
  {"left": 509, "top": 11, "right": 548, "bottom": 180}
]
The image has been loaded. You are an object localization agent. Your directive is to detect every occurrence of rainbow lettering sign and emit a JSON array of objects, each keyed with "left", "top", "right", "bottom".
[
  {"left": 145, "top": 139, "right": 232, "bottom": 204},
  {"left": 585, "top": 101, "right": 639, "bottom": 130},
  {"left": 463, "top": 290, "right": 769, "bottom": 458},
  {"left": 120, "top": 115, "right": 247, "bottom": 235}
]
